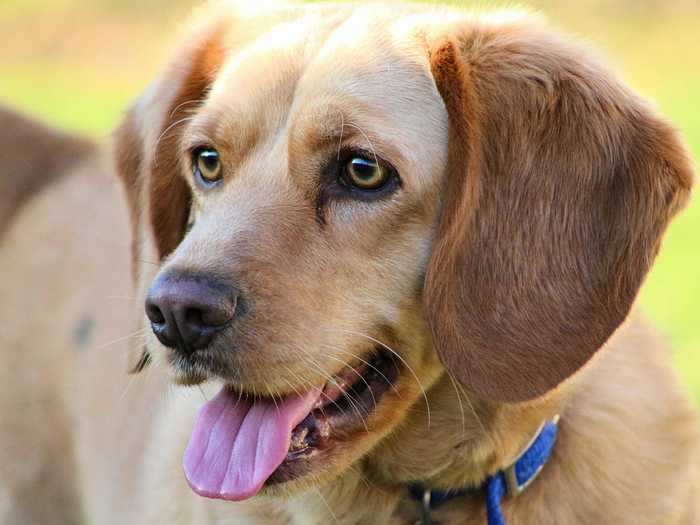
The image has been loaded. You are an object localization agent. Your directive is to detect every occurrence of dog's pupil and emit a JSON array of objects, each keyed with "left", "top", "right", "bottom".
[
  {"left": 200, "top": 151, "right": 219, "bottom": 171},
  {"left": 350, "top": 158, "right": 377, "bottom": 180}
]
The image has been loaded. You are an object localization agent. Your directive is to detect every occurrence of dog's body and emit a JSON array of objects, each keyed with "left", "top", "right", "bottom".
[{"left": 1, "top": 3, "right": 699, "bottom": 524}]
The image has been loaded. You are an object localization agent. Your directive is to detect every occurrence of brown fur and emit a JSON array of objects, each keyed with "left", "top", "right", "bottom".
[
  {"left": 425, "top": 31, "right": 693, "bottom": 402},
  {"left": 1, "top": 3, "right": 698, "bottom": 524}
]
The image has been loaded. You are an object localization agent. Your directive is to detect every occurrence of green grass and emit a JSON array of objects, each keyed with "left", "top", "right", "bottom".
[
  {"left": 2, "top": 0, "right": 698, "bottom": 401},
  {"left": 2, "top": 62, "right": 135, "bottom": 137},
  {"left": 616, "top": 21, "right": 700, "bottom": 401}
]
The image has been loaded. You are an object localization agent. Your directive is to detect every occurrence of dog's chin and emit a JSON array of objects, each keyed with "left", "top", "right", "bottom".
[
  {"left": 173, "top": 370, "right": 209, "bottom": 386},
  {"left": 174, "top": 347, "right": 410, "bottom": 497}
]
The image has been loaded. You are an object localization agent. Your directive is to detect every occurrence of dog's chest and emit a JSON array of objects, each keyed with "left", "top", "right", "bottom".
[{"left": 282, "top": 486, "right": 487, "bottom": 525}]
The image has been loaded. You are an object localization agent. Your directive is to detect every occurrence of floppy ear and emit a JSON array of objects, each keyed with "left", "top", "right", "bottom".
[
  {"left": 113, "top": 23, "right": 227, "bottom": 372},
  {"left": 424, "top": 25, "right": 693, "bottom": 402}
]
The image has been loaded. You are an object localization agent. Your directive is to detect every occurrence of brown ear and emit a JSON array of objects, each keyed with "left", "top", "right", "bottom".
[
  {"left": 425, "top": 27, "right": 693, "bottom": 402},
  {"left": 113, "top": 24, "right": 226, "bottom": 372}
]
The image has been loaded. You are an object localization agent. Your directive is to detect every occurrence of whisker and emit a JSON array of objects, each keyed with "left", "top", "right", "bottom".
[
  {"left": 118, "top": 375, "right": 138, "bottom": 403},
  {"left": 446, "top": 372, "right": 466, "bottom": 438},
  {"left": 264, "top": 382, "right": 281, "bottom": 415},
  {"left": 341, "top": 461, "right": 376, "bottom": 492},
  {"left": 323, "top": 344, "right": 401, "bottom": 398},
  {"left": 321, "top": 351, "right": 377, "bottom": 411},
  {"left": 343, "top": 122, "right": 378, "bottom": 165},
  {"left": 135, "top": 258, "right": 160, "bottom": 266},
  {"left": 118, "top": 355, "right": 154, "bottom": 404},
  {"left": 279, "top": 366, "right": 329, "bottom": 420},
  {"left": 93, "top": 328, "right": 148, "bottom": 351},
  {"left": 279, "top": 367, "right": 306, "bottom": 398},
  {"left": 292, "top": 365, "right": 341, "bottom": 418},
  {"left": 197, "top": 384, "right": 209, "bottom": 402},
  {"left": 297, "top": 354, "right": 364, "bottom": 425},
  {"left": 452, "top": 374, "right": 494, "bottom": 448},
  {"left": 153, "top": 116, "right": 197, "bottom": 167},
  {"left": 293, "top": 345, "right": 369, "bottom": 434},
  {"left": 315, "top": 487, "right": 341, "bottom": 525},
  {"left": 169, "top": 98, "right": 202, "bottom": 119},
  {"left": 326, "top": 328, "right": 431, "bottom": 429}
]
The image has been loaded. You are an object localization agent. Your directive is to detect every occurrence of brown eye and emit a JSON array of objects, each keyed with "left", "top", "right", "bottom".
[
  {"left": 344, "top": 156, "right": 389, "bottom": 190},
  {"left": 193, "top": 148, "right": 222, "bottom": 184}
]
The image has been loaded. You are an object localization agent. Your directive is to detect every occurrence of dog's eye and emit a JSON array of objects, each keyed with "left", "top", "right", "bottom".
[
  {"left": 342, "top": 156, "right": 390, "bottom": 191},
  {"left": 193, "top": 148, "right": 222, "bottom": 185}
]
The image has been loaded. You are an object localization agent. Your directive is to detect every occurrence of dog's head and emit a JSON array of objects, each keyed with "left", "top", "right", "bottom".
[{"left": 115, "top": 3, "right": 692, "bottom": 502}]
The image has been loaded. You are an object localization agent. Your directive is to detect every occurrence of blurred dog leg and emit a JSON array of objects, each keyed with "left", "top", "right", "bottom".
[{"left": 0, "top": 106, "right": 95, "bottom": 524}]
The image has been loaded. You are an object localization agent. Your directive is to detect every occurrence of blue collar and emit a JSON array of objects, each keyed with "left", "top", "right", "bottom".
[{"left": 408, "top": 416, "right": 559, "bottom": 525}]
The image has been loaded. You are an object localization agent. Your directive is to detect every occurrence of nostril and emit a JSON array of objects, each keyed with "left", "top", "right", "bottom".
[
  {"left": 145, "top": 301, "right": 166, "bottom": 325},
  {"left": 184, "top": 307, "right": 204, "bottom": 328},
  {"left": 199, "top": 295, "right": 237, "bottom": 327},
  {"left": 183, "top": 300, "right": 235, "bottom": 330},
  {"left": 145, "top": 273, "right": 239, "bottom": 353}
]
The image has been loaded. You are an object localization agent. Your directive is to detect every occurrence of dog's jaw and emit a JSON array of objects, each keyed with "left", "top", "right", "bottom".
[{"left": 176, "top": 345, "right": 441, "bottom": 501}]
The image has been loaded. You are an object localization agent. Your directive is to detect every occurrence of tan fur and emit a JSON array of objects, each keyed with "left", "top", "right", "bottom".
[{"left": 1, "top": 3, "right": 698, "bottom": 524}]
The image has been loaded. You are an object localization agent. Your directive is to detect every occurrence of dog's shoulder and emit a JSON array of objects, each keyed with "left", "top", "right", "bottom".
[
  {"left": 555, "top": 314, "right": 700, "bottom": 522},
  {"left": 0, "top": 111, "right": 131, "bottom": 524}
]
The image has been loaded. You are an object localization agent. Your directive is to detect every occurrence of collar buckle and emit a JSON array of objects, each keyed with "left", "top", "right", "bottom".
[
  {"left": 408, "top": 415, "right": 560, "bottom": 525},
  {"left": 416, "top": 489, "right": 434, "bottom": 525}
]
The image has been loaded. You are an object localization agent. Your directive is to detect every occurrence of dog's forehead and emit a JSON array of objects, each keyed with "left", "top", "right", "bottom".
[
  {"left": 211, "top": 6, "right": 434, "bottom": 92},
  {"left": 199, "top": 7, "right": 448, "bottom": 187},
  {"left": 294, "top": 10, "right": 441, "bottom": 122}
]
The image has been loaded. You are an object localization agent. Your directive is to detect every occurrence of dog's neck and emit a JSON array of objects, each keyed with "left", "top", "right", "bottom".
[
  {"left": 283, "top": 371, "right": 564, "bottom": 525},
  {"left": 188, "top": 329, "right": 697, "bottom": 524},
  {"left": 279, "top": 330, "right": 700, "bottom": 525}
]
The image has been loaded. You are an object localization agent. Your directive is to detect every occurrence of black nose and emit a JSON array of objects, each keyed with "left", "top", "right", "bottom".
[{"left": 145, "top": 273, "right": 237, "bottom": 354}]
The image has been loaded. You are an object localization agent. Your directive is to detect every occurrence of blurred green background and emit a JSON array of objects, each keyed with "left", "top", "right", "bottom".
[{"left": 1, "top": 0, "right": 698, "bottom": 402}]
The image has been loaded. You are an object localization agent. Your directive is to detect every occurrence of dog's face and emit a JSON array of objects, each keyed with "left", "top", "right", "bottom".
[
  {"left": 155, "top": 7, "right": 449, "bottom": 495},
  {"left": 167, "top": 7, "right": 447, "bottom": 391},
  {"left": 115, "top": 3, "right": 692, "bottom": 503}
]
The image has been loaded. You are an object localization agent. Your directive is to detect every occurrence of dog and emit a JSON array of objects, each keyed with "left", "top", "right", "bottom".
[{"left": 1, "top": 2, "right": 698, "bottom": 524}]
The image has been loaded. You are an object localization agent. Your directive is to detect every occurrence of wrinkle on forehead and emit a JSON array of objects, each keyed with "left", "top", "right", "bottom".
[
  {"left": 188, "top": 5, "right": 449, "bottom": 190},
  {"left": 292, "top": 9, "right": 449, "bottom": 188},
  {"left": 190, "top": 10, "right": 349, "bottom": 148}
]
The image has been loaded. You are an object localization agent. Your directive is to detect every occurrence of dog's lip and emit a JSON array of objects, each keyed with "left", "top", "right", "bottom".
[
  {"left": 174, "top": 370, "right": 208, "bottom": 386},
  {"left": 213, "top": 347, "right": 398, "bottom": 425},
  {"left": 313, "top": 356, "right": 375, "bottom": 410},
  {"left": 176, "top": 347, "right": 397, "bottom": 406},
  {"left": 266, "top": 347, "right": 401, "bottom": 485},
  {"left": 176, "top": 346, "right": 400, "bottom": 490}
]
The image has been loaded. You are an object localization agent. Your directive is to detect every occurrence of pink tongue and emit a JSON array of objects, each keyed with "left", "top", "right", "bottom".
[{"left": 183, "top": 386, "right": 320, "bottom": 501}]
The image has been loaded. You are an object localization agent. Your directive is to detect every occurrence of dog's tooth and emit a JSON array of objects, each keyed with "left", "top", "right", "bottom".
[
  {"left": 316, "top": 417, "right": 331, "bottom": 440},
  {"left": 290, "top": 426, "right": 310, "bottom": 451}
]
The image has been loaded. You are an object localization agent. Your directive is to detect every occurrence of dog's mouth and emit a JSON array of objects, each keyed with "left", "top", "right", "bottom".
[{"left": 183, "top": 348, "right": 400, "bottom": 501}]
